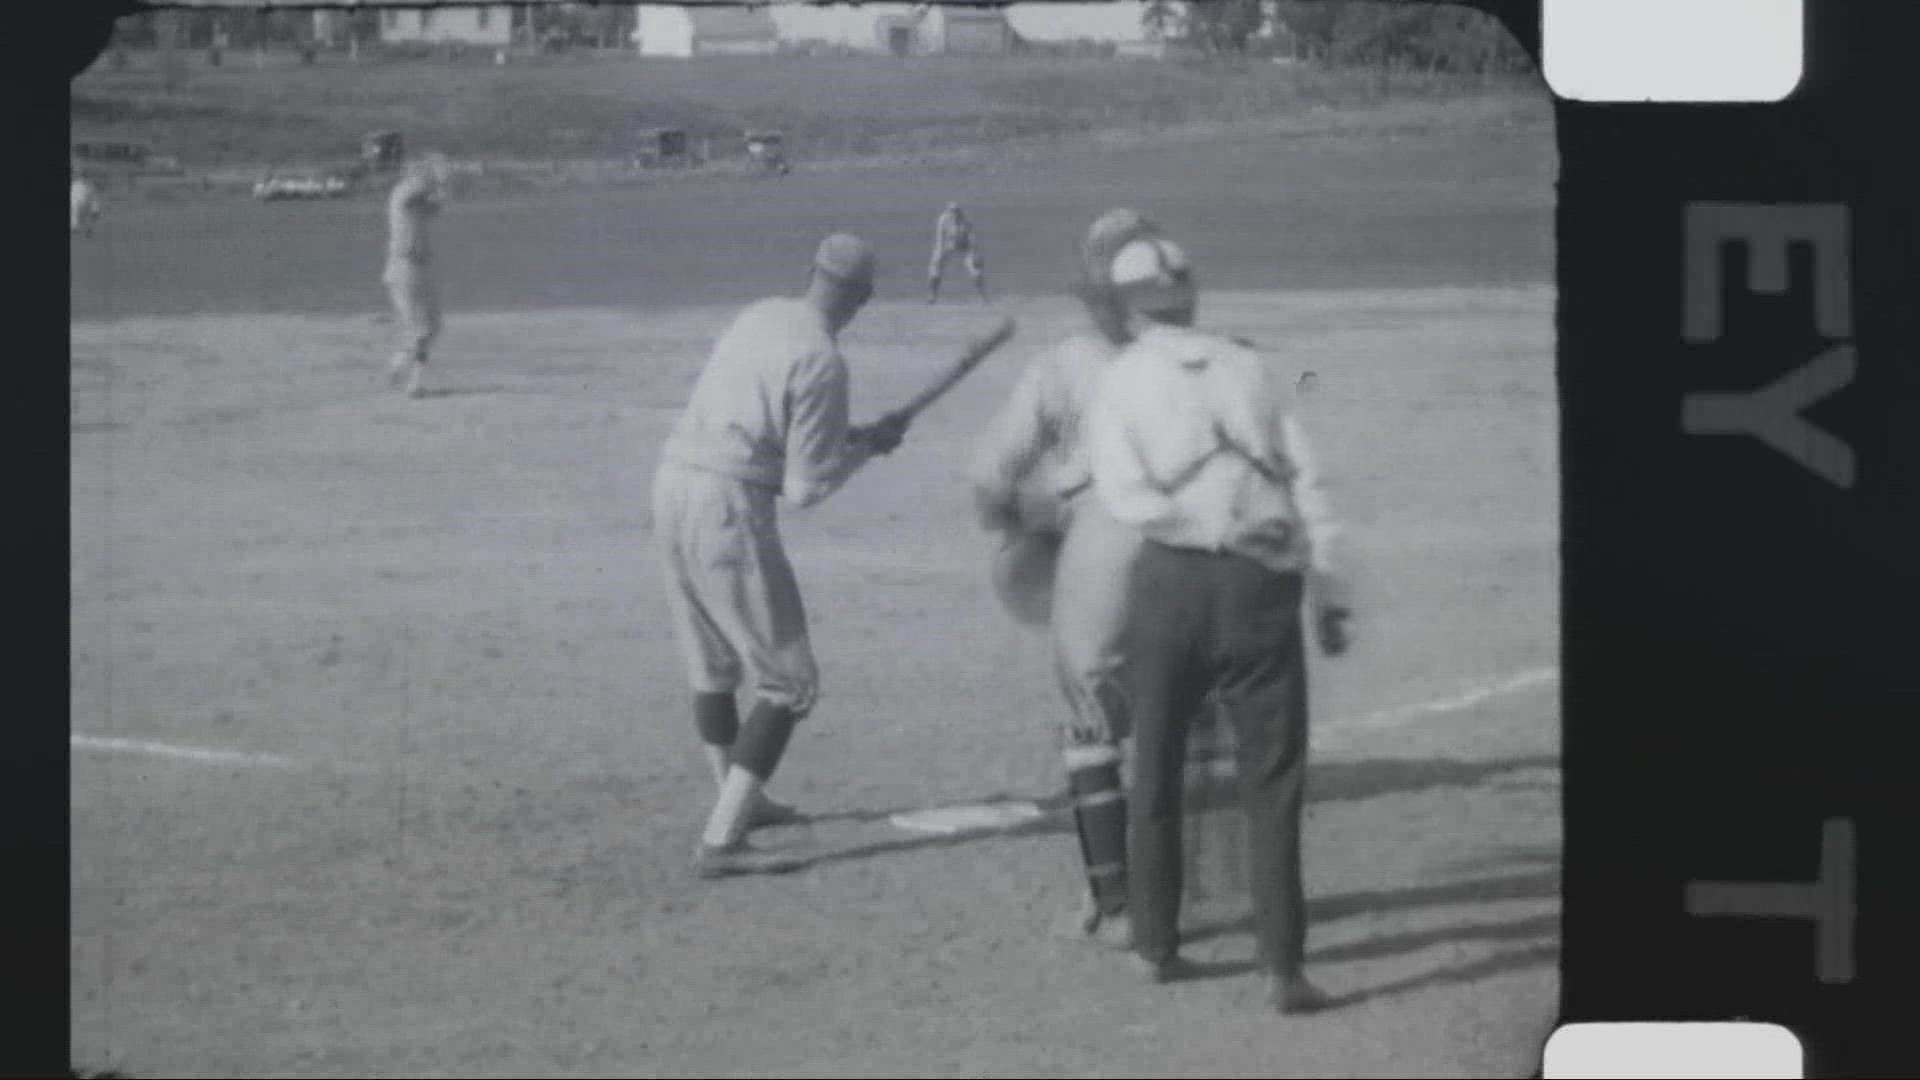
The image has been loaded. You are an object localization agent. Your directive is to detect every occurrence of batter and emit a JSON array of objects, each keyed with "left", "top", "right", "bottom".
[{"left": 653, "top": 233, "right": 908, "bottom": 878}]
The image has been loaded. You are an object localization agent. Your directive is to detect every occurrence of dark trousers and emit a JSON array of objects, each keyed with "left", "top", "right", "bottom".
[{"left": 1123, "top": 541, "right": 1311, "bottom": 976}]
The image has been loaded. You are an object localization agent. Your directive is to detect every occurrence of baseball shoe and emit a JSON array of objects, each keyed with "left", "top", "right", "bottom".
[
  {"left": 1052, "top": 896, "right": 1133, "bottom": 951},
  {"left": 692, "top": 839, "right": 812, "bottom": 879},
  {"left": 1129, "top": 953, "right": 1196, "bottom": 985},
  {"left": 1268, "top": 974, "right": 1335, "bottom": 1015},
  {"left": 403, "top": 363, "right": 427, "bottom": 399},
  {"left": 386, "top": 353, "right": 411, "bottom": 387},
  {"left": 746, "top": 794, "right": 804, "bottom": 830}
]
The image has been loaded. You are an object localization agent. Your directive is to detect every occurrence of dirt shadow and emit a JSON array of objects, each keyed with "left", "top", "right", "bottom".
[
  {"left": 1331, "top": 941, "right": 1560, "bottom": 1009},
  {"left": 1314, "top": 911, "right": 1559, "bottom": 964},
  {"left": 407, "top": 384, "right": 513, "bottom": 401},
  {"left": 1179, "top": 874, "right": 1560, "bottom": 1002},
  {"left": 789, "top": 754, "right": 1562, "bottom": 869},
  {"left": 1183, "top": 868, "right": 1561, "bottom": 944},
  {"left": 1310, "top": 753, "right": 1559, "bottom": 805}
]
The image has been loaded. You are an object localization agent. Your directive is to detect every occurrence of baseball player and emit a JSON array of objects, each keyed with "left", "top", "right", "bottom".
[
  {"left": 927, "top": 201, "right": 987, "bottom": 304},
  {"left": 968, "top": 208, "right": 1163, "bottom": 948},
  {"left": 1083, "top": 234, "right": 1352, "bottom": 1013},
  {"left": 381, "top": 154, "right": 450, "bottom": 399},
  {"left": 653, "top": 233, "right": 910, "bottom": 879},
  {"left": 70, "top": 171, "right": 101, "bottom": 238}
]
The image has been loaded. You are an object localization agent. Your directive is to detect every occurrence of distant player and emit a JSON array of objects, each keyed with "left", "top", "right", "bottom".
[
  {"left": 70, "top": 171, "right": 101, "bottom": 238},
  {"left": 968, "top": 208, "right": 1161, "bottom": 947},
  {"left": 382, "top": 154, "right": 450, "bottom": 399},
  {"left": 652, "top": 233, "right": 911, "bottom": 878},
  {"left": 928, "top": 201, "right": 987, "bottom": 304}
]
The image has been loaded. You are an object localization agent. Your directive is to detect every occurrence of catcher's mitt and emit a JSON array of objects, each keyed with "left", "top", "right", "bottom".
[{"left": 990, "top": 529, "right": 1064, "bottom": 628}]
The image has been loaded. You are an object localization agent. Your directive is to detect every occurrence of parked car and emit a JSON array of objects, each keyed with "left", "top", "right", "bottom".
[{"left": 744, "top": 131, "right": 790, "bottom": 176}]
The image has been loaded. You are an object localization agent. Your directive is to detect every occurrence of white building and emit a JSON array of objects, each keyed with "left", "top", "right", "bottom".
[
  {"left": 768, "top": 3, "right": 1010, "bottom": 56},
  {"left": 633, "top": 5, "right": 780, "bottom": 58},
  {"left": 1004, "top": 2, "right": 1157, "bottom": 47},
  {"left": 375, "top": 5, "right": 514, "bottom": 46}
]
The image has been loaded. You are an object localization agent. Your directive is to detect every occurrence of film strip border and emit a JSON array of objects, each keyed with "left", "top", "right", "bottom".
[
  {"left": 41, "top": 1, "right": 1919, "bottom": 1077},
  {"left": 1534, "top": 0, "right": 1913, "bottom": 1074}
]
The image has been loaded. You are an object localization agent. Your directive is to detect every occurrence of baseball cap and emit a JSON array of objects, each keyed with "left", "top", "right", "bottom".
[{"left": 813, "top": 232, "right": 877, "bottom": 285}]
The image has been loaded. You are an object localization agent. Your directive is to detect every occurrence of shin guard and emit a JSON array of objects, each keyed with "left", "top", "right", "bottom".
[{"left": 1064, "top": 742, "right": 1129, "bottom": 916}]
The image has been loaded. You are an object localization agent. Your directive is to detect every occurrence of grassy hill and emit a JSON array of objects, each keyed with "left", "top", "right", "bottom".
[{"left": 72, "top": 49, "right": 1545, "bottom": 173}]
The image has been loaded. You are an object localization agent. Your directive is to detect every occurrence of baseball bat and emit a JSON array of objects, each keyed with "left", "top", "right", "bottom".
[{"left": 882, "top": 316, "right": 1017, "bottom": 424}]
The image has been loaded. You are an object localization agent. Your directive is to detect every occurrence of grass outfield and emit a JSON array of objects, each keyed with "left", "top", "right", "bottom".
[
  {"left": 71, "top": 288, "right": 1557, "bottom": 1076},
  {"left": 72, "top": 49, "right": 1546, "bottom": 173}
]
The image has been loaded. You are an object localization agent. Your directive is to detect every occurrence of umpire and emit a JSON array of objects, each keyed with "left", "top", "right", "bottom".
[{"left": 1083, "top": 235, "right": 1354, "bottom": 1013}]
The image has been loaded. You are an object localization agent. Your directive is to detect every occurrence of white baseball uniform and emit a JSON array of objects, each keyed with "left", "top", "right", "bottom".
[
  {"left": 929, "top": 207, "right": 984, "bottom": 284},
  {"left": 652, "top": 297, "right": 875, "bottom": 718},
  {"left": 383, "top": 173, "right": 442, "bottom": 363},
  {"left": 70, "top": 177, "right": 101, "bottom": 237},
  {"left": 970, "top": 328, "right": 1145, "bottom": 746}
]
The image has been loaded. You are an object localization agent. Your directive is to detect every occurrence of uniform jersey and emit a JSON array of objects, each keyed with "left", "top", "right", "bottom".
[
  {"left": 70, "top": 179, "right": 100, "bottom": 230},
  {"left": 934, "top": 209, "right": 974, "bottom": 254},
  {"left": 968, "top": 330, "right": 1117, "bottom": 535},
  {"left": 659, "top": 297, "right": 869, "bottom": 509},
  {"left": 653, "top": 296, "right": 875, "bottom": 718},
  {"left": 385, "top": 174, "right": 440, "bottom": 268}
]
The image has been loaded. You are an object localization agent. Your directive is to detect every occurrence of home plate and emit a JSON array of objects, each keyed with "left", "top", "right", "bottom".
[{"left": 889, "top": 800, "right": 1047, "bottom": 836}]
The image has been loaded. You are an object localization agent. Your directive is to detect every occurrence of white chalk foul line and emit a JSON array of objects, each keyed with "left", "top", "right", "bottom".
[
  {"left": 70, "top": 735, "right": 304, "bottom": 771},
  {"left": 1331, "top": 665, "right": 1559, "bottom": 738},
  {"left": 69, "top": 666, "right": 1561, "bottom": 778}
]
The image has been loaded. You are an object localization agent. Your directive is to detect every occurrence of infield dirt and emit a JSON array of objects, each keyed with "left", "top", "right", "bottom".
[{"left": 72, "top": 116, "right": 1560, "bottom": 1077}]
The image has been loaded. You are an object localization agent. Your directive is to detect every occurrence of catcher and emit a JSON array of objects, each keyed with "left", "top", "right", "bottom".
[{"left": 967, "top": 208, "right": 1164, "bottom": 948}]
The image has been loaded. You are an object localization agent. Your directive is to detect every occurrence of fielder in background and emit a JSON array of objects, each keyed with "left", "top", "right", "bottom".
[
  {"left": 968, "top": 208, "right": 1161, "bottom": 948},
  {"left": 71, "top": 170, "right": 102, "bottom": 238},
  {"left": 382, "top": 154, "right": 450, "bottom": 399},
  {"left": 1085, "top": 235, "right": 1353, "bottom": 1013},
  {"left": 927, "top": 201, "right": 987, "bottom": 304},
  {"left": 653, "top": 233, "right": 910, "bottom": 879}
]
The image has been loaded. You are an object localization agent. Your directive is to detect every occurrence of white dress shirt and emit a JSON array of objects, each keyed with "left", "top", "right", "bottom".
[{"left": 1086, "top": 323, "right": 1343, "bottom": 585}]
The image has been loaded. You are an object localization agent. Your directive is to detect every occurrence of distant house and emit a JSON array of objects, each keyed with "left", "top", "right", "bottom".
[
  {"left": 768, "top": 3, "right": 1010, "bottom": 56},
  {"left": 376, "top": 5, "right": 514, "bottom": 47},
  {"left": 633, "top": 5, "right": 779, "bottom": 58},
  {"left": 919, "top": 7, "right": 1012, "bottom": 54},
  {"left": 769, "top": 3, "right": 911, "bottom": 54},
  {"left": 1004, "top": 2, "right": 1160, "bottom": 50}
]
